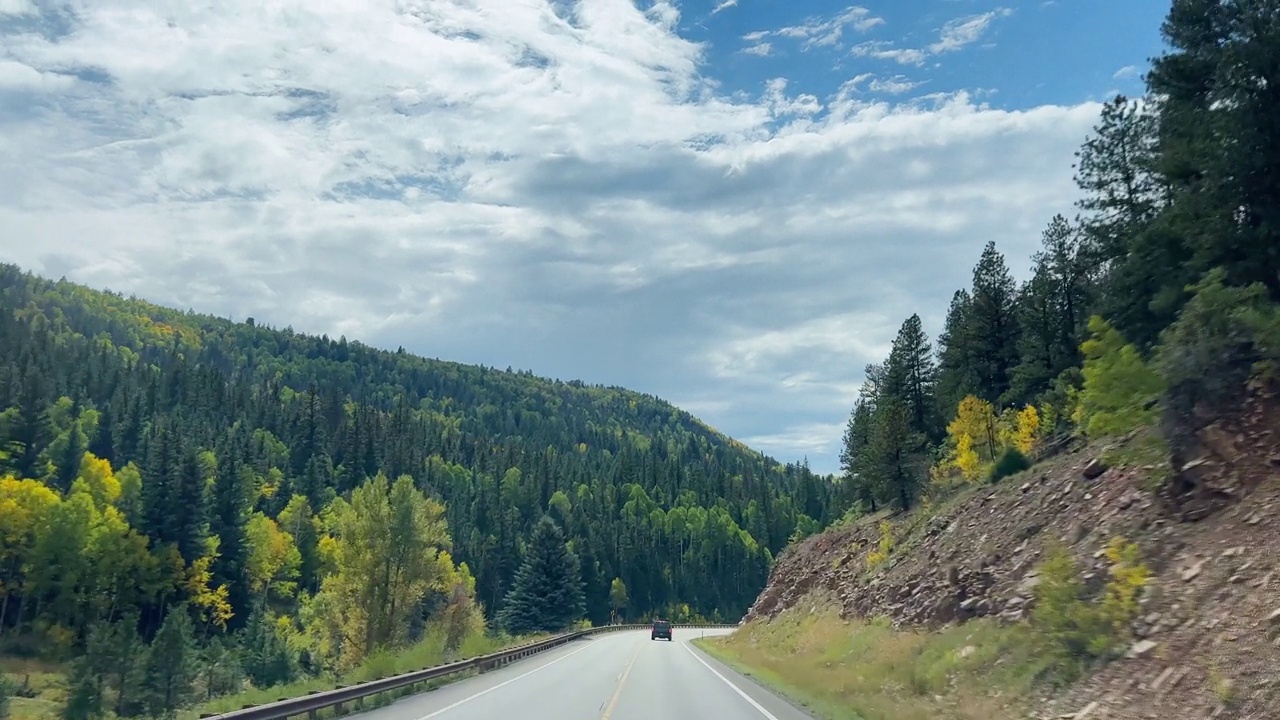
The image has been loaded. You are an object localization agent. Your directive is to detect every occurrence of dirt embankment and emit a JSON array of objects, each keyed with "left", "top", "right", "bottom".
[{"left": 744, "top": 398, "right": 1280, "bottom": 719}]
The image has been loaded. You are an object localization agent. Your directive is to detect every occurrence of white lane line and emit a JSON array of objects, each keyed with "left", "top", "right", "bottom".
[
  {"left": 682, "top": 639, "right": 782, "bottom": 720},
  {"left": 415, "top": 640, "right": 599, "bottom": 719}
]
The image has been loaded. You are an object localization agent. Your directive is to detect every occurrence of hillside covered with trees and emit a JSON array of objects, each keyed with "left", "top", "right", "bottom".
[
  {"left": 0, "top": 267, "right": 835, "bottom": 717},
  {"left": 839, "top": 0, "right": 1280, "bottom": 512},
  {"left": 712, "top": 3, "right": 1280, "bottom": 717}
]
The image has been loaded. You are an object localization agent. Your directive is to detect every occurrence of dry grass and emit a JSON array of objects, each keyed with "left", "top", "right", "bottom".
[
  {"left": 1, "top": 658, "right": 66, "bottom": 720},
  {"left": 694, "top": 594, "right": 1057, "bottom": 720}
]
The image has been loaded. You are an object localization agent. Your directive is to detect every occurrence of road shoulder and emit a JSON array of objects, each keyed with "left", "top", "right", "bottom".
[{"left": 686, "top": 637, "right": 821, "bottom": 719}]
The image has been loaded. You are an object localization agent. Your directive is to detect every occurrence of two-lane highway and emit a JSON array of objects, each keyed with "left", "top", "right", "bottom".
[{"left": 350, "top": 629, "right": 814, "bottom": 720}]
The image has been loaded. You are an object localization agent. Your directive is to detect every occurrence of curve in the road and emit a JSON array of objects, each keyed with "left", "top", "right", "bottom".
[{"left": 347, "top": 629, "right": 814, "bottom": 720}]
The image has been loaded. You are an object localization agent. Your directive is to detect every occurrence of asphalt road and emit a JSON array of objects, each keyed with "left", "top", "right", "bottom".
[{"left": 351, "top": 629, "right": 815, "bottom": 720}]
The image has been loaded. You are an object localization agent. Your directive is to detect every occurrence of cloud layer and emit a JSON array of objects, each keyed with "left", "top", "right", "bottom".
[{"left": 0, "top": 0, "right": 1103, "bottom": 472}]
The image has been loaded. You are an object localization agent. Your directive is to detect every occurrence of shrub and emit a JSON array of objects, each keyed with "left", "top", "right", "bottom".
[
  {"left": 1073, "top": 316, "right": 1164, "bottom": 438},
  {"left": 1029, "top": 537, "right": 1149, "bottom": 681},
  {"left": 865, "top": 521, "right": 894, "bottom": 570},
  {"left": 1155, "top": 270, "right": 1280, "bottom": 449},
  {"left": 988, "top": 447, "right": 1031, "bottom": 483},
  {"left": 0, "top": 672, "right": 10, "bottom": 720},
  {"left": 1097, "top": 537, "right": 1151, "bottom": 635}
]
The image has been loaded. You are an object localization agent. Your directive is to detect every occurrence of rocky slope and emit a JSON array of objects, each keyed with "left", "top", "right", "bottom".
[{"left": 743, "top": 397, "right": 1280, "bottom": 719}]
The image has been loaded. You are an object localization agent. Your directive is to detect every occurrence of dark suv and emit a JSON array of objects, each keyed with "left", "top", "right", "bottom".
[{"left": 651, "top": 619, "right": 673, "bottom": 641}]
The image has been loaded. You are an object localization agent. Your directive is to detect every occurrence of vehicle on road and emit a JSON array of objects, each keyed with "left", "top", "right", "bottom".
[{"left": 651, "top": 618, "right": 673, "bottom": 641}]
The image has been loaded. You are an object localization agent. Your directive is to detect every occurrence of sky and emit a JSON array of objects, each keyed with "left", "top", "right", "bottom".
[{"left": 0, "top": 0, "right": 1170, "bottom": 474}]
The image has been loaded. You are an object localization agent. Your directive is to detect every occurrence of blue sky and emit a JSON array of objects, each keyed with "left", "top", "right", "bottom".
[
  {"left": 693, "top": 1, "right": 1165, "bottom": 110},
  {"left": 1, "top": 0, "right": 1170, "bottom": 474}
]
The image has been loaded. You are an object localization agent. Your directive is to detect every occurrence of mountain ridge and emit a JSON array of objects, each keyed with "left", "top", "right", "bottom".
[
  {"left": 0, "top": 261, "right": 837, "bottom": 636},
  {"left": 0, "top": 262, "right": 780, "bottom": 469}
]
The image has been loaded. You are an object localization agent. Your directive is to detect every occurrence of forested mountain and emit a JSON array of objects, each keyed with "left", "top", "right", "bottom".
[
  {"left": 839, "top": 0, "right": 1280, "bottom": 516},
  {"left": 0, "top": 266, "right": 836, "bottom": 707}
]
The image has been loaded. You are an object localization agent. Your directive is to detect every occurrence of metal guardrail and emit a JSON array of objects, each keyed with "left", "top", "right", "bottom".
[{"left": 204, "top": 623, "right": 738, "bottom": 720}]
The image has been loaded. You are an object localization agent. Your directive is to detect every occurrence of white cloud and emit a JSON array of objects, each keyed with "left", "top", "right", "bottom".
[
  {"left": 842, "top": 72, "right": 925, "bottom": 96},
  {"left": 741, "top": 42, "right": 772, "bottom": 57},
  {"left": 744, "top": 5, "right": 884, "bottom": 52},
  {"left": 870, "top": 75, "right": 924, "bottom": 94},
  {"left": 0, "top": 0, "right": 35, "bottom": 14},
  {"left": 647, "top": 1, "right": 680, "bottom": 29},
  {"left": 930, "top": 8, "right": 1013, "bottom": 53},
  {"left": 0, "top": 0, "right": 1102, "bottom": 473},
  {"left": 0, "top": 60, "right": 75, "bottom": 89},
  {"left": 742, "top": 421, "right": 849, "bottom": 460},
  {"left": 852, "top": 7, "right": 1013, "bottom": 67},
  {"left": 851, "top": 41, "right": 928, "bottom": 66},
  {"left": 711, "top": 0, "right": 738, "bottom": 16},
  {"left": 762, "top": 78, "right": 821, "bottom": 116},
  {"left": 1113, "top": 64, "right": 1139, "bottom": 79}
]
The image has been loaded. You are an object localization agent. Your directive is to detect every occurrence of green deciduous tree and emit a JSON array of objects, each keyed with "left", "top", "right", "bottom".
[
  {"left": 311, "top": 473, "right": 451, "bottom": 666},
  {"left": 609, "top": 577, "right": 629, "bottom": 623}
]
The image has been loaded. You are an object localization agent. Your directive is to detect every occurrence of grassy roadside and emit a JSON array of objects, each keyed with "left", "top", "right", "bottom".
[
  {"left": 1, "top": 657, "right": 65, "bottom": 720},
  {"left": 181, "top": 629, "right": 555, "bottom": 720},
  {"left": 692, "top": 596, "right": 1057, "bottom": 720},
  {"left": 1, "top": 629, "right": 555, "bottom": 720}
]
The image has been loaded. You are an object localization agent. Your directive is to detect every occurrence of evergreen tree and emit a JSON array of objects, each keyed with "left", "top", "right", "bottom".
[
  {"left": 239, "top": 606, "right": 297, "bottom": 689},
  {"left": 1073, "top": 95, "right": 1162, "bottom": 265},
  {"left": 1147, "top": 0, "right": 1280, "bottom": 302},
  {"left": 1011, "top": 215, "right": 1094, "bottom": 403},
  {"left": 935, "top": 289, "right": 978, "bottom": 419},
  {"left": 497, "top": 516, "right": 585, "bottom": 635},
  {"left": 207, "top": 453, "right": 252, "bottom": 629},
  {"left": 61, "top": 657, "right": 103, "bottom": 720},
  {"left": 967, "top": 242, "right": 1021, "bottom": 406},
  {"left": 868, "top": 397, "right": 927, "bottom": 512},
  {"left": 883, "top": 314, "right": 939, "bottom": 441},
  {"left": 8, "top": 369, "right": 51, "bottom": 479},
  {"left": 142, "top": 608, "right": 197, "bottom": 719},
  {"left": 838, "top": 398, "right": 877, "bottom": 514},
  {"left": 53, "top": 415, "right": 87, "bottom": 493},
  {"left": 108, "top": 614, "right": 148, "bottom": 719}
]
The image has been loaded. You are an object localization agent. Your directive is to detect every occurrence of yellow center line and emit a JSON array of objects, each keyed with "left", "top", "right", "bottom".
[{"left": 599, "top": 640, "right": 645, "bottom": 720}]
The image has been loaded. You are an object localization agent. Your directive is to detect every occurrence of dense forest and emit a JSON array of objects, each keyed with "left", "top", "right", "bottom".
[
  {"left": 0, "top": 262, "right": 836, "bottom": 716},
  {"left": 839, "top": 0, "right": 1280, "bottom": 515}
]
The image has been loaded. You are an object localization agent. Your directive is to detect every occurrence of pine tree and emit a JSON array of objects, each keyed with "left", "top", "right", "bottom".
[
  {"left": 935, "top": 289, "right": 978, "bottom": 419},
  {"left": 142, "top": 608, "right": 197, "bottom": 719},
  {"left": 239, "top": 605, "right": 297, "bottom": 688},
  {"left": 1073, "top": 95, "right": 1170, "bottom": 346},
  {"left": 838, "top": 398, "right": 877, "bottom": 514},
  {"left": 1147, "top": 0, "right": 1280, "bottom": 302},
  {"left": 1011, "top": 215, "right": 1094, "bottom": 403},
  {"left": 883, "top": 314, "right": 939, "bottom": 441},
  {"left": 868, "top": 397, "right": 926, "bottom": 512},
  {"left": 61, "top": 658, "right": 102, "bottom": 720},
  {"left": 207, "top": 453, "right": 252, "bottom": 629},
  {"left": 8, "top": 369, "right": 51, "bottom": 479},
  {"left": 53, "top": 416, "right": 87, "bottom": 493},
  {"left": 497, "top": 516, "right": 585, "bottom": 635},
  {"left": 108, "top": 614, "right": 148, "bottom": 718},
  {"left": 967, "top": 242, "right": 1021, "bottom": 406},
  {"left": 1074, "top": 95, "right": 1162, "bottom": 265}
]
